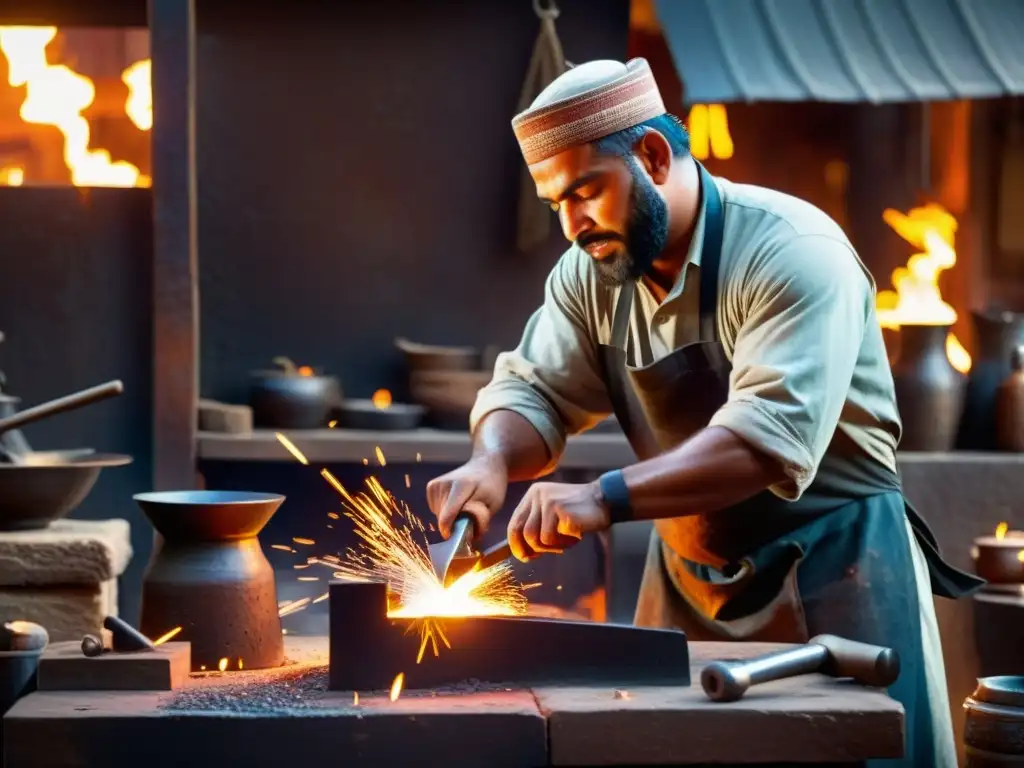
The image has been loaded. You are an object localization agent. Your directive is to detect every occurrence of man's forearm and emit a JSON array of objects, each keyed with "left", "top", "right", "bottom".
[
  {"left": 618, "top": 426, "right": 788, "bottom": 521},
  {"left": 471, "top": 410, "right": 554, "bottom": 482}
]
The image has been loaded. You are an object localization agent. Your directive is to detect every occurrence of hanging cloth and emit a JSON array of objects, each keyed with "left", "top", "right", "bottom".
[{"left": 514, "top": 0, "right": 567, "bottom": 253}]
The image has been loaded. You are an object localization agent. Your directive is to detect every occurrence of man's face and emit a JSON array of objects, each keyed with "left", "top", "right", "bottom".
[{"left": 530, "top": 143, "right": 669, "bottom": 286}]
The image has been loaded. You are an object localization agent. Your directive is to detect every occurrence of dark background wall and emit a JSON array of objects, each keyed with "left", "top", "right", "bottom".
[{"left": 0, "top": 0, "right": 630, "bottom": 624}]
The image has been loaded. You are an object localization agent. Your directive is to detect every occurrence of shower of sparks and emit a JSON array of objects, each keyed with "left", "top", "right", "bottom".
[
  {"left": 275, "top": 433, "right": 309, "bottom": 465},
  {"left": 269, "top": 431, "right": 527, "bottom": 662},
  {"left": 375, "top": 446, "right": 387, "bottom": 466},
  {"left": 152, "top": 626, "right": 182, "bottom": 645},
  {"left": 278, "top": 598, "right": 311, "bottom": 617},
  {"left": 390, "top": 673, "right": 404, "bottom": 701},
  {"left": 314, "top": 470, "right": 526, "bottom": 662}
]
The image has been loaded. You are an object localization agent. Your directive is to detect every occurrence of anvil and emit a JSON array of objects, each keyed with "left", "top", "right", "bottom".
[{"left": 327, "top": 580, "right": 691, "bottom": 691}]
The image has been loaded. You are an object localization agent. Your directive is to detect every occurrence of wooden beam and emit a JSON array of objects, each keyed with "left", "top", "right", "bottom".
[{"left": 149, "top": 0, "right": 198, "bottom": 491}]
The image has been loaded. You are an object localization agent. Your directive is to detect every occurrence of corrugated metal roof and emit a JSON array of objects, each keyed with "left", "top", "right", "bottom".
[{"left": 654, "top": 0, "right": 1024, "bottom": 103}]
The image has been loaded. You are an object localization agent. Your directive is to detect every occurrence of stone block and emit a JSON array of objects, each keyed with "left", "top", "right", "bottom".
[
  {"left": 38, "top": 641, "right": 191, "bottom": 691},
  {"left": 198, "top": 399, "right": 253, "bottom": 434},
  {"left": 0, "top": 518, "right": 132, "bottom": 586},
  {"left": 0, "top": 581, "right": 117, "bottom": 641}
]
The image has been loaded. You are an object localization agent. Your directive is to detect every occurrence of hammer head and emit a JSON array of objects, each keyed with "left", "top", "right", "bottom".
[{"left": 427, "top": 515, "right": 480, "bottom": 588}]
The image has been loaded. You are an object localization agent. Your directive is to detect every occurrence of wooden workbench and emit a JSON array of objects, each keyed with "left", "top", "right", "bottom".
[{"left": 3, "top": 637, "right": 903, "bottom": 767}]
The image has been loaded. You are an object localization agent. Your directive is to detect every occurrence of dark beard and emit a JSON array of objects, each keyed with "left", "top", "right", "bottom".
[{"left": 587, "top": 164, "right": 669, "bottom": 287}]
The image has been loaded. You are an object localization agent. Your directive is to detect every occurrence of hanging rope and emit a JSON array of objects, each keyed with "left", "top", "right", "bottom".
[{"left": 514, "top": 0, "right": 567, "bottom": 253}]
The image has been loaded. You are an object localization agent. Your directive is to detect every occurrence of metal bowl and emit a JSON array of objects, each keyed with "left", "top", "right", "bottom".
[{"left": 0, "top": 453, "right": 133, "bottom": 531}]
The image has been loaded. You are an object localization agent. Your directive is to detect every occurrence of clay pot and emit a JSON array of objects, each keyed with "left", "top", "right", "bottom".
[
  {"left": 958, "top": 310, "right": 1024, "bottom": 451},
  {"left": 395, "top": 338, "right": 481, "bottom": 372},
  {"left": 964, "top": 676, "right": 1024, "bottom": 767},
  {"left": 249, "top": 358, "right": 343, "bottom": 430},
  {"left": 890, "top": 324, "right": 966, "bottom": 451},
  {"left": 136, "top": 490, "right": 285, "bottom": 672},
  {"left": 996, "top": 346, "right": 1024, "bottom": 452},
  {"left": 409, "top": 370, "right": 492, "bottom": 430},
  {"left": 973, "top": 531, "right": 1024, "bottom": 585}
]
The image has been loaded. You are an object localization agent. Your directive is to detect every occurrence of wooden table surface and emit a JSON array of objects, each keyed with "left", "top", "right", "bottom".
[{"left": 4, "top": 636, "right": 903, "bottom": 767}]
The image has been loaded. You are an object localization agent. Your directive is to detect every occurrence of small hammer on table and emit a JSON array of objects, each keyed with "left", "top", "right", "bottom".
[
  {"left": 701, "top": 634, "right": 901, "bottom": 702},
  {"left": 427, "top": 502, "right": 513, "bottom": 587}
]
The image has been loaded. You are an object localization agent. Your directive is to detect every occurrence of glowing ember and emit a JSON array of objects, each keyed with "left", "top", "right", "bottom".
[
  {"left": 321, "top": 471, "right": 526, "bottom": 620},
  {"left": 272, "top": 544, "right": 296, "bottom": 553},
  {"left": 238, "top": 659, "right": 244, "bottom": 670},
  {"left": 1018, "top": 550, "right": 1024, "bottom": 564},
  {"left": 297, "top": 576, "right": 319, "bottom": 582},
  {"left": 313, "top": 592, "right": 329, "bottom": 604},
  {"left": 297, "top": 366, "right": 314, "bottom": 376},
  {"left": 353, "top": 692, "right": 360, "bottom": 706},
  {"left": 328, "top": 512, "right": 340, "bottom": 520},
  {"left": 0, "top": 27, "right": 150, "bottom": 187},
  {"left": 275, "top": 433, "right": 309, "bottom": 465},
  {"left": 153, "top": 626, "right": 182, "bottom": 645},
  {"left": 293, "top": 537, "right": 315, "bottom": 546},
  {"left": 218, "top": 658, "right": 228, "bottom": 673},
  {"left": 375, "top": 446, "right": 387, "bottom": 466},
  {"left": 876, "top": 203, "right": 972, "bottom": 373},
  {"left": 389, "top": 673, "right": 404, "bottom": 701},
  {"left": 372, "top": 389, "right": 393, "bottom": 410},
  {"left": 328, "top": 420, "right": 338, "bottom": 428},
  {"left": 405, "top": 474, "right": 411, "bottom": 488},
  {"left": 996, "top": 522, "right": 1009, "bottom": 540}
]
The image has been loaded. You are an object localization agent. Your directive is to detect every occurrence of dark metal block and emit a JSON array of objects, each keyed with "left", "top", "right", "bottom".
[{"left": 327, "top": 580, "right": 690, "bottom": 691}]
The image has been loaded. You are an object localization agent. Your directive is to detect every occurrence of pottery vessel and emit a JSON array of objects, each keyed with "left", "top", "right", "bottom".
[
  {"left": 890, "top": 324, "right": 966, "bottom": 451},
  {"left": 137, "top": 490, "right": 285, "bottom": 672}
]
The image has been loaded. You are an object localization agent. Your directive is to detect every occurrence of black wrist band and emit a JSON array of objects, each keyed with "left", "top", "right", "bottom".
[{"left": 598, "top": 469, "right": 633, "bottom": 525}]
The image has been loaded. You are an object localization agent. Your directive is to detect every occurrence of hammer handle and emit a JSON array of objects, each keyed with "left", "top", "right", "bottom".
[{"left": 701, "top": 635, "right": 900, "bottom": 703}]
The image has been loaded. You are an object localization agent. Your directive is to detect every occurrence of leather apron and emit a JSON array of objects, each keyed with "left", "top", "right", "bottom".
[{"left": 596, "top": 163, "right": 983, "bottom": 767}]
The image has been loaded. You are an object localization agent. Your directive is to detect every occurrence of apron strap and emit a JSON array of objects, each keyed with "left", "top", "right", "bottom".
[
  {"left": 608, "top": 161, "right": 727, "bottom": 349},
  {"left": 697, "top": 163, "right": 725, "bottom": 343},
  {"left": 610, "top": 280, "right": 635, "bottom": 351}
]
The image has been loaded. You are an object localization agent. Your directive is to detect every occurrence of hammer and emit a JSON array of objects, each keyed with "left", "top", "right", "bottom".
[
  {"left": 701, "top": 634, "right": 901, "bottom": 702},
  {"left": 427, "top": 502, "right": 512, "bottom": 587}
]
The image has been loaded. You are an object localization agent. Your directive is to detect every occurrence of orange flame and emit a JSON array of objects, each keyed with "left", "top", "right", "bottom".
[
  {"left": 876, "top": 204, "right": 971, "bottom": 373},
  {"left": 996, "top": 522, "right": 1009, "bottom": 540},
  {"left": 688, "top": 104, "right": 734, "bottom": 161},
  {"left": 217, "top": 657, "right": 228, "bottom": 673},
  {"left": 372, "top": 389, "right": 393, "bottom": 410},
  {"left": 0, "top": 27, "right": 151, "bottom": 187}
]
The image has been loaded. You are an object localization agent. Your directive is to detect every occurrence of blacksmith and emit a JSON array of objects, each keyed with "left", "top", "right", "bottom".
[{"left": 426, "top": 58, "right": 981, "bottom": 767}]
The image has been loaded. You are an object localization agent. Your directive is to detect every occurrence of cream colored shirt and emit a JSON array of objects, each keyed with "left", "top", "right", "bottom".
[{"left": 470, "top": 175, "right": 902, "bottom": 501}]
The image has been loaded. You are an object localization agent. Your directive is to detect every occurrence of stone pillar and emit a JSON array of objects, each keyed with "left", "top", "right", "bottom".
[{"left": 0, "top": 519, "right": 132, "bottom": 641}]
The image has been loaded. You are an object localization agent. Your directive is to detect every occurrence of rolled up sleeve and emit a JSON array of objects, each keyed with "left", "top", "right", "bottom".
[
  {"left": 709, "top": 235, "right": 871, "bottom": 500},
  {"left": 470, "top": 250, "right": 612, "bottom": 466}
]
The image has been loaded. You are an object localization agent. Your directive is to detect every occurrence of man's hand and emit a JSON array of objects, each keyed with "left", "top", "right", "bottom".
[
  {"left": 507, "top": 481, "right": 610, "bottom": 562},
  {"left": 426, "top": 454, "right": 509, "bottom": 539}
]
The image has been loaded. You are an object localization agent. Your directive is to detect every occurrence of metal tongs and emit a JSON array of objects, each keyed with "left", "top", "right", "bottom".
[{"left": 428, "top": 502, "right": 513, "bottom": 588}]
